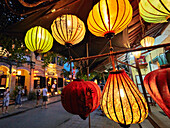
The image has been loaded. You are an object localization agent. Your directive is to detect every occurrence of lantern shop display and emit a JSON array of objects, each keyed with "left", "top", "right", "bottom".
[
  {"left": 61, "top": 79, "right": 101, "bottom": 120},
  {"left": 101, "top": 70, "right": 148, "bottom": 126},
  {"left": 87, "top": 0, "right": 133, "bottom": 38},
  {"left": 144, "top": 68, "right": 170, "bottom": 118},
  {"left": 51, "top": 14, "right": 86, "bottom": 46},
  {"left": 139, "top": 0, "right": 170, "bottom": 23},
  {"left": 25, "top": 26, "right": 53, "bottom": 53}
]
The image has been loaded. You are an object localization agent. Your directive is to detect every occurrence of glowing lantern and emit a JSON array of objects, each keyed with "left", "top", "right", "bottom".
[
  {"left": 140, "top": 36, "right": 155, "bottom": 47},
  {"left": 51, "top": 14, "right": 86, "bottom": 46},
  {"left": 101, "top": 70, "right": 148, "bottom": 126},
  {"left": 87, "top": 0, "right": 133, "bottom": 38},
  {"left": 132, "top": 51, "right": 141, "bottom": 59},
  {"left": 144, "top": 68, "right": 170, "bottom": 118},
  {"left": 61, "top": 79, "right": 101, "bottom": 120},
  {"left": 139, "top": 0, "right": 170, "bottom": 23},
  {"left": 25, "top": 26, "right": 53, "bottom": 53}
]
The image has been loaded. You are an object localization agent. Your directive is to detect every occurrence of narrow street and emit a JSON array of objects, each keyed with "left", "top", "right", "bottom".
[{"left": 0, "top": 102, "right": 73, "bottom": 128}]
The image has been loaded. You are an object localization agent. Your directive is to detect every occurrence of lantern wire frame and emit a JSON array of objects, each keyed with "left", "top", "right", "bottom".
[
  {"left": 51, "top": 14, "right": 86, "bottom": 46},
  {"left": 139, "top": 0, "right": 170, "bottom": 23},
  {"left": 25, "top": 26, "right": 53, "bottom": 53},
  {"left": 100, "top": 69, "right": 148, "bottom": 126},
  {"left": 87, "top": 0, "right": 133, "bottom": 37}
]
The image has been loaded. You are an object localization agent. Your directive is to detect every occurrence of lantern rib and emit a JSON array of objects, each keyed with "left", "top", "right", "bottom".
[
  {"left": 147, "top": 0, "right": 169, "bottom": 15},
  {"left": 119, "top": 73, "right": 134, "bottom": 124},
  {"left": 139, "top": 13, "right": 162, "bottom": 22},
  {"left": 98, "top": 1, "right": 108, "bottom": 32},
  {"left": 66, "top": 15, "right": 68, "bottom": 42},
  {"left": 26, "top": 32, "right": 32, "bottom": 51},
  {"left": 39, "top": 28, "right": 46, "bottom": 51},
  {"left": 116, "top": 73, "right": 126, "bottom": 124},
  {"left": 35, "top": 27, "right": 39, "bottom": 51},
  {"left": 38, "top": 27, "right": 43, "bottom": 50},
  {"left": 68, "top": 15, "right": 73, "bottom": 41},
  {"left": 91, "top": 9, "right": 106, "bottom": 33},
  {"left": 69, "top": 17, "right": 79, "bottom": 44},
  {"left": 112, "top": 74, "right": 120, "bottom": 123},
  {"left": 30, "top": 28, "right": 36, "bottom": 51},
  {"left": 105, "top": 0, "right": 110, "bottom": 30},
  {"left": 159, "top": 0, "right": 170, "bottom": 13},
  {"left": 60, "top": 16, "right": 67, "bottom": 42},
  {"left": 54, "top": 20, "right": 65, "bottom": 44},
  {"left": 42, "top": 38, "right": 52, "bottom": 53},
  {"left": 110, "top": 0, "right": 119, "bottom": 32},
  {"left": 111, "top": 0, "right": 124, "bottom": 32},
  {"left": 140, "top": 3, "right": 167, "bottom": 16},
  {"left": 71, "top": 23, "right": 84, "bottom": 43},
  {"left": 41, "top": 31, "right": 50, "bottom": 52},
  {"left": 106, "top": 76, "right": 114, "bottom": 121},
  {"left": 124, "top": 73, "right": 148, "bottom": 123}
]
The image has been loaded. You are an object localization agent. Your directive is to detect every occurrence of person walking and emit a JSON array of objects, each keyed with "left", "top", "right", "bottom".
[
  {"left": 42, "top": 86, "right": 48, "bottom": 109},
  {"left": 52, "top": 83, "right": 56, "bottom": 96},
  {"left": 15, "top": 87, "right": 22, "bottom": 108},
  {"left": 36, "top": 89, "right": 41, "bottom": 107},
  {"left": 2, "top": 87, "right": 10, "bottom": 114}
]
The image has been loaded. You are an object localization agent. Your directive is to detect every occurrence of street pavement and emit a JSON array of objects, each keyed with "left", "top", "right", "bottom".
[{"left": 0, "top": 95, "right": 154, "bottom": 128}]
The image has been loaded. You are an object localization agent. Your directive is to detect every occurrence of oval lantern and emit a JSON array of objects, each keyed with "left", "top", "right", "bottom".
[
  {"left": 25, "top": 26, "right": 53, "bottom": 53},
  {"left": 101, "top": 70, "right": 148, "bottom": 127},
  {"left": 144, "top": 68, "right": 170, "bottom": 118},
  {"left": 139, "top": 0, "right": 170, "bottom": 23},
  {"left": 140, "top": 36, "right": 155, "bottom": 47},
  {"left": 61, "top": 79, "right": 101, "bottom": 120},
  {"left": 51, "top": 14, "right": 86, "bottom": 46},
  {"left": 87, "top": 0, "right": 133, "bottom": 38}
]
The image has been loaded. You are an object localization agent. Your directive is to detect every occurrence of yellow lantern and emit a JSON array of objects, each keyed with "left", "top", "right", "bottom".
[
  {"left": 87, "top": 0, "right": 133, "bottom": 38},
  {"left": 51, "top": 14, "right": 86, "bottom": 46},
  {"left": 101, "top": 70, "right": 148, "bottom": 126},
  {"left": 140, "top": 36, "right": 155, "bottom": 47},
  {"left": 25, "top": 26, "right": 53, "bottom": 53},
  {"left": 132, "top": 51, "right": 141, "bottom": 59},
  {"left": 139, "top": 0, "right": 170, "bottom": 23}
]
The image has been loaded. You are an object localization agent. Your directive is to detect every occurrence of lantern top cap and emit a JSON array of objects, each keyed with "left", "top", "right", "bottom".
[
  {"left": 73, "top": 79, "right": 84, "bottom": 82},
  {"left": 109, "top": 69, "right": 125, "bottom": 74}
]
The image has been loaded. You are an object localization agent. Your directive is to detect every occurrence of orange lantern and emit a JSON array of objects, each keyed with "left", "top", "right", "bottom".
[
  {"left": 140, "top": 36, "right": 155, "bottom": 47},
  {"left": 51, "top": 14, "right": 86, "bottom": 46},
  {"left": 87, "top": 0, "right": 133, "bottom": 38},
  {"left": 101, "top": 70, "right": 148, "bottom": 127},
  {"left": 144, "top": 68, "right": 170, "bottom": 118},
  {"left": 61, "top": 79, "right": 101, "bottom": 120}
]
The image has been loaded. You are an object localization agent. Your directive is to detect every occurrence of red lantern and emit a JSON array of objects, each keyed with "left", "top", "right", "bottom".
[
  {"left": 61, "top": 79, "right": 101, "bottom": 119},
  {"left": 144, "top": 68, "right": 170, "bottom": 118}
]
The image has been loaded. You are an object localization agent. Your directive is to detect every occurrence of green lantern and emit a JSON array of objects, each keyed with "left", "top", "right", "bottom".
[
  {"left": 25, "top": 26, "right": 53, "bottom": 53},
  {"left": 139, "top": 0, "right": 170, "bottom": 23}
]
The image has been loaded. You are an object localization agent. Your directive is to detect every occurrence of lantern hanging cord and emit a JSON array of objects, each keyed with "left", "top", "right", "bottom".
[{"left": 109, "top": 40, "right": 116, "bottom": 71}]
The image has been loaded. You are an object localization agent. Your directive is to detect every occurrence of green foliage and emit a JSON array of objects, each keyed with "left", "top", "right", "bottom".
[
  {"left": 42, "top": 52, "right": 58, "bottom": 68},
  {"left": 28, "top": 91, "right": 36, "bottom": 100},
  {"left": 60, "top": 69, "right": 70, "bottom": 78},
  {"left": 0, "top": 34, "right": 30, "bottom": 63}
]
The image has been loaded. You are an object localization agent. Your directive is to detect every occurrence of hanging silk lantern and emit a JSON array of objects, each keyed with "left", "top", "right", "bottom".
[
  {"left": 61, "top": 79, "right": 101, "bottom": 120},
  {"left": 87, "top": 0, "right": 133, "bottom": 38},
  {"left": 139, "top": 0, "right": 170, "bottom": 23},
  {"left": 25, "top": 26, "right": 53, "bottom": 53},
  {"left": 51, "top": 14, "right": 86, "bottom": 46},
  {"left": 140, "top": 36, "right": 155, "bottom": 47},
  {"left": 101, "top": 70, "right": 148, "bottom": 126},
  {"left": 132, "top": 51, "right": 141, "bottom": 59},
  {"left": 144, "top": 68, "right": 170, "bottom": 118}
]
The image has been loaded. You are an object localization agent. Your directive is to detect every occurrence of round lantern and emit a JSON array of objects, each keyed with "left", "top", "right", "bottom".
[
  {"left": 140, "top": 36, "right": 155, "bottom": 47},
  {"left": 51, "top": 14, "right": 86, "bottom": 46},
  {"left": 144, "top": 68, "right": 170, "bottom": 118},
  {"left": 61, "top": 79, "right": 101, "bottom": 120},
  {"left": 139, "top": 0, "right": 170, "bottom": 23},
  {"left": 101, "top": 70, "right": 148, "bottom": 126},
  {"left": 87, "top": 0, "right": 133, "bottom": 38},
  {"left": 25, "top": 26, "right": 53, "bottom": 53}
]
